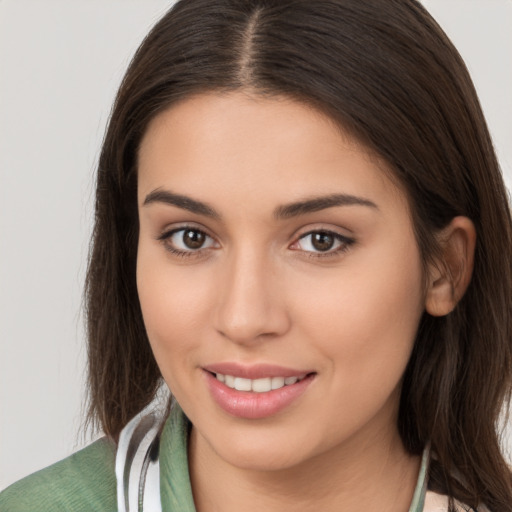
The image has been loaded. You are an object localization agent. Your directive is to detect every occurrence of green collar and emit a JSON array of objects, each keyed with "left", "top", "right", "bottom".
[
  {"left": 159, "top": 405, "right": 429, "bottom": 512},
  {"left": 409, "top": 445, "right": 429, "bottom": 512},
  {"left": 159, "top": 404, "right": 196, "bottom": 512}
]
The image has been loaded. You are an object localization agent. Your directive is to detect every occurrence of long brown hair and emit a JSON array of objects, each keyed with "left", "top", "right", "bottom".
[{"left": 85, "top": 1, "right": 512, "bottom": 509}]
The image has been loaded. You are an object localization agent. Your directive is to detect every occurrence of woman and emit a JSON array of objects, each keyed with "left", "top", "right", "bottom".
[{"left": 1, "top": 0, "right": 511, "bottom": 511}]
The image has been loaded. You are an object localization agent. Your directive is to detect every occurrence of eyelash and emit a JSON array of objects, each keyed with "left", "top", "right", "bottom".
[
  {"left": 294, "top": 230, "right": 355, "bottom": 259},
  {"left": 157, "top": 226, "right": 215, "bottom": 259},
  {"left": 157, "top": 227, "right": 355, "bottom": 259}
]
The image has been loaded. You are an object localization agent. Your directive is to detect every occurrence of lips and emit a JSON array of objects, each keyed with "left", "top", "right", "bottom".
[
  {"left": 203, "top": 363, "right": 315, "bottom": 419},
  {"left": 203, "top": 362, "right": 313, "bottom": 379}
]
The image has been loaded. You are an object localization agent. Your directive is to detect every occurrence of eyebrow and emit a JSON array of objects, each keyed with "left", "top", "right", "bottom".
[
  {"left": 273, "top": 194, "right": 378, "bottom": 219},
  {"left": 143, "top": 189, "right": 221, "bottom": 219},
  {"left": 143, "top": 189, "right": 378, "bottom": 220}
]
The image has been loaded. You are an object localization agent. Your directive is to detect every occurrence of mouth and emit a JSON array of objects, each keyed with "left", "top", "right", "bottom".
[
  {"left": 212, "top": 372, "right": 309, "bottom": 392},
  {"left": 202, "top": 364, "right": 316, "bottom": 419}
]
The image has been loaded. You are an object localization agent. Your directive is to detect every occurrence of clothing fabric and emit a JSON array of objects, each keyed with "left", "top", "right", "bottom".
[
  {"left": 0, "top": 437, "right": 117, "bottom": 511},
  {"left": 115, "top": 408, "right": 164, "bottom": 511},
  {"left": 0, "top": 404, "right": 482, "bottom": 512}
]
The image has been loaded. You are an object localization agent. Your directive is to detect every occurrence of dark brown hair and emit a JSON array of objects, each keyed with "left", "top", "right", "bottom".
[{"left": 85, "top": 0, "right": 512, "bottom": 509}]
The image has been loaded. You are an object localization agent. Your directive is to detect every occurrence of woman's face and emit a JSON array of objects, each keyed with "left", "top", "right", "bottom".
[{"left": 137, "top": 92, "right": 426, "bottom": 471}]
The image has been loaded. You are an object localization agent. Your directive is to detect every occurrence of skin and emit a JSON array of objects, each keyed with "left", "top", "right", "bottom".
[{"left": 136, "top": 91, "right": 473, "bottom": 512}]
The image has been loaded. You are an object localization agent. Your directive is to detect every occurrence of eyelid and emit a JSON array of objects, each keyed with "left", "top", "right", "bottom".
[
  {"left": 157, "top": 221, "right": 215, "bottom": 240},
  {"left": 289, "top": 227, "right": 356, "bottom": 256},
  {"left": 291, "top": 224, "right": 354, "bottom": 244},
  {"left": 157, "top": 224, "right": 219, "bottom": 257}
]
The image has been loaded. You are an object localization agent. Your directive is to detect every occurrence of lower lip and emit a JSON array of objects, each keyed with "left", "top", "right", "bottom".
[{"left": 204, "top": 371, "right": 315, "bottom": 419}]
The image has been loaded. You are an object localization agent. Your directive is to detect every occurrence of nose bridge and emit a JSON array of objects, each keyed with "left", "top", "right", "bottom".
[{"left": 214, "top": 244, "right": 289, "bottom": 343}]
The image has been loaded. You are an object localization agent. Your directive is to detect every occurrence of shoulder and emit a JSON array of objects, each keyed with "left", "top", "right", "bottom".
[{"left": 0, "top": 437, "right": 117, "bottom": 512}]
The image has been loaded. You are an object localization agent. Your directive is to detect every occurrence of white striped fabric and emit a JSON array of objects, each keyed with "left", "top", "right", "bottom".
[{"left": 116, "top": 405, "right": 165, "bottom": 512}]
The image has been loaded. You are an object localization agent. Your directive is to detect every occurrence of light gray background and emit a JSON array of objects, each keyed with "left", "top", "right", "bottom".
[{"left": 1, "top": 0, "right": 511, "bottom": 491}]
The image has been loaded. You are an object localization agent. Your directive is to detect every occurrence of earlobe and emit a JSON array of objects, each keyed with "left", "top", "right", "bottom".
[{"left": 425, "top": 216, "right": 476, "bottom": 317}]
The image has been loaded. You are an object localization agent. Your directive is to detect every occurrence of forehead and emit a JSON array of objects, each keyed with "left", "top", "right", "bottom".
[{"left": 137, "top": 91, "right": 406, "bottom": 215}]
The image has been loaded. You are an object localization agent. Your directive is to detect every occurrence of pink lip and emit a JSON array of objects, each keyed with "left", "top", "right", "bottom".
[
  {"left": 203, "top": 364, "right": 315, "bottom": 419},
  {"left": 203, "top": 362, "right": 313, "bottom": 380}
]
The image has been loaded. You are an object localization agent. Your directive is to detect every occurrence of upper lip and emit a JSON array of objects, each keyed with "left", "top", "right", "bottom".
[{"left": 203, "top": 362, "right": 314, "bottom": 380}]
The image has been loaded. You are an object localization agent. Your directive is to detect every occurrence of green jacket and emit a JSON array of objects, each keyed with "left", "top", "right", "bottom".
[{"left": 0, "top": 405, "right": 429, "bottom": 511}]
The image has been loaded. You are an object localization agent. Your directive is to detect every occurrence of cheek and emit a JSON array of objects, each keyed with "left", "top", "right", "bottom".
[
  {"left": 136, "top": 247, "right": 213, "bottom": 376},
  {"left": 290, "top": 240, "right": 425, "bottom": 386}
]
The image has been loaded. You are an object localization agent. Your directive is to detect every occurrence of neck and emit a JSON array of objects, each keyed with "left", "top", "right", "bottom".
[{"left": 189, "top": 420, "right": 421, "bottom": 512}]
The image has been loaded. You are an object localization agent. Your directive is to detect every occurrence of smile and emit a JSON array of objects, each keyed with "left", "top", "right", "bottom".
[
  {"left": 215, "top": 373, "right": 307, "bottom": 392},
  {"left": 203, "top": 364, "right": 316, "bottom": 419}
]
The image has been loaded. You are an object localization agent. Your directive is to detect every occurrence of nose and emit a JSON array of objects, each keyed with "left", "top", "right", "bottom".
[{"left": 213, "top": 249, "right": 291, "bottom": 345}]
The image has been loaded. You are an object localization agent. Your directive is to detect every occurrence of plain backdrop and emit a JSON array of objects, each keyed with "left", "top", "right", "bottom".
[{"left": 1, "top": 0, "right": 511, "bottom": 491}]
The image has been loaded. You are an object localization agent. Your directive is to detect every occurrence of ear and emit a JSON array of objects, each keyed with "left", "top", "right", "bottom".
[{"left": 425, "top": 216, "right": 476, "bottom": 317}]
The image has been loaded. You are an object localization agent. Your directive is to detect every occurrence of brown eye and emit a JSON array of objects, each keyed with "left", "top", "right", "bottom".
[
  {"left": 293, "top": 230, "right": 354, "bottom": 256},
  {"left": 311, "top": 232, "right": 335, "bottom": 251},
  {"left": 183, "top": 229, "right": 206, "bottom": 249},
  {"left": 160, "top": 227, "right": 217, "bottom": 254}
]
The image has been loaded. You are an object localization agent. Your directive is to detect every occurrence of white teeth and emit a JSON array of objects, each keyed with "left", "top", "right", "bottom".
[
  {"left": 252, "top": 377, "right": 272, "bottom": 393},
  {"left": 215, "top": 373, "right": 306, "bottom": 392},
  {"left": 234, "top": 377, "right": 252, "bottom": 391},
  {"left": 271, "top": 376, "right": 285, "bottom": 390}
]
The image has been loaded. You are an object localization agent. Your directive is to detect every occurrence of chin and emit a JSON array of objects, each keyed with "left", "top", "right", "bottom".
[
  {"left": 218, "top": 443, "right": 311, "bottom": 473},
  {"left": 196, "top": 420, "right": 324, "bottom": 473}
]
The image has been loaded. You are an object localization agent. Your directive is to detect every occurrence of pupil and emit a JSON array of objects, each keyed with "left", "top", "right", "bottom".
[
  {"left": 312, "top": 232, "right": 334, "bottom": 251},
  {"left": 184, "top": 230, "right": 205, "bottom": 249}
]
